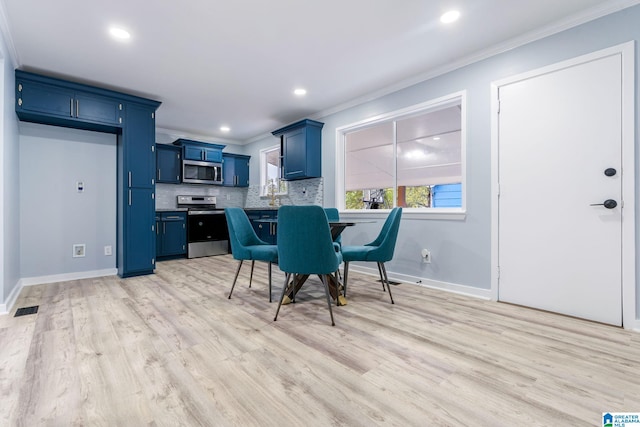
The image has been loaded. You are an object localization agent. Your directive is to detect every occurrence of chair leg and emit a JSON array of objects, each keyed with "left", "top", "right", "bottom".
[
  {"left": 268, "top": 262, "right": 273, "bottom": 303},
  {"left": 274, "top": 273, "right": 292, "bottom": 321},
  {"left": 376, "top": 262, "right": 386, "bottom": 291},
  {"left": 335, "top": 270, "right": 341, "bottom": 306},
  {"left": 249, "top": 260, "right": 255, "bottom": 288},
  {"left": 320, "top": 275, "right": 336, "bottom": 326},
  {"left": 228, "top": 260, "right": 244, "bottom": 299},
  {"left": 379, "top": 262, "right": 394, "bottom": 304},
  {"left": 343, "top": 262, "right": 350, "bottom": 298}
]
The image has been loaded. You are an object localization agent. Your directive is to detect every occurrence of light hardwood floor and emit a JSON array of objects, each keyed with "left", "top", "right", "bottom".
[{"left": 1, "top": 255, "right": 639, "bottom": 426}]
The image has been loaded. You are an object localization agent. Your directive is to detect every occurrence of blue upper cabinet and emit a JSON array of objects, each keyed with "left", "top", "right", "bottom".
[
  {"left": 174, "top": 138, "right": 225, "bottom": 162},
  {"left": 223, "top": 153, "right": 250, "bottom": 187},
  {"left": 272, "top": 119, "right": 324, "bottom": 181},
  {"left": 16, "top": 70, "right": 124, "bottom": 131},
  {"left": 156, "top": 144, "right": 181, "bottom": 184}
]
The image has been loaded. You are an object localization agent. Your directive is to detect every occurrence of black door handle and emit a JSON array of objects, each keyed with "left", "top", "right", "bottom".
[{"left": 590, "top": 199, "right": 617, "bottom": 209}]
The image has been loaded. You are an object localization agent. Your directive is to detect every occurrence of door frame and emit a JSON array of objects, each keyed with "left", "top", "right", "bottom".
[{"left": 490, "top": 41, "right": 636, "bottom": 329}]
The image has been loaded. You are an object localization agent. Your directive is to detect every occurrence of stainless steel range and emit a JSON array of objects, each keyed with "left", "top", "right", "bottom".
[{"left": 177, "top": 195, "right": 229, "bottom": 258}]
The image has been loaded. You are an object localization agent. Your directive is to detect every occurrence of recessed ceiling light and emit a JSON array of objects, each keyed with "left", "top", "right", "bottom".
[
  {"left": 220, "top": 126, "right": 231, "bottom": 132},
  {"left": 433, "top": 136, "right": 441, "bottom": 140},
  {"left": 109, "top": 27, "right": 131, "bottom": 40},
  {"left": 294, "top": 88, "right": 307, "bottom": 96},
  {"left": 440, "top": 10, "right": 460, "bottom": 24}
]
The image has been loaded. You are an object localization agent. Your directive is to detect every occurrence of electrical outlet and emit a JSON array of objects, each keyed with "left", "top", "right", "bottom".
[
  {"left": 421, "top": 248, "right": 431, "bottom": 264},
  {"left": 73, "top": 244, "right": 86, "bottom": 258},
  {"left": 104, "top": 245, "right": 112, "bottom": 256}
]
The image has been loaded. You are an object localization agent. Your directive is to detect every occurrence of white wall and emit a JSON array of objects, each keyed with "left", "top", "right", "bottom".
[
  {"left": 245, "top": 5, "right": 640, "bottom": 306},
  {"left": 0, "top": 26, "right": 20, "bottom": 311},
  {"left": 19, "top": 123, "right": 116, "bottom": 279}
]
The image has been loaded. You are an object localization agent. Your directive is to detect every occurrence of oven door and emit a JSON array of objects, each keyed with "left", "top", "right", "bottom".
[
  {"left": 187, "top": 211, "right": 229, "bottom": 258},
  {"left": 182, "top": 160, "right": 223, "bottom": 185}
]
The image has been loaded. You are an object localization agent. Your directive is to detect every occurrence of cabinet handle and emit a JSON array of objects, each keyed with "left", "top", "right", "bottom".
[
  {"left": 70, "top": 98, "right": 73, "bottom": 117},
  {"left": 158, "top": 169, "right": 161, "bottom": 180},
  {"left": 163, "top": 223, "right": 166, "bottom": 234},
  {"left": 128, "top": 190, "right": 132, "bottom": 206},
  {"left": 128, "top": 171, "right": 132, "bottom": 187},
  {"left": 76, "top": 100, "right": 79, "bottom": 117},
  {"left": 156, "top": 224, "right": 159, "bottom": 235},
  {"left": 165, "top": 216, "right": 182, "bottom": 220}
]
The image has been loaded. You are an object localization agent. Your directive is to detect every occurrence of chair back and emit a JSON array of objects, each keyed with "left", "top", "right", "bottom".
[
  {"left": 366, "top": 207, "right": 402, "bottom": 262},
  {"left": 277, "top": 205, "right": 341, "bottom": 275},
  {"left": 225, "top": 208, "right": 267, "bottom": 260}
]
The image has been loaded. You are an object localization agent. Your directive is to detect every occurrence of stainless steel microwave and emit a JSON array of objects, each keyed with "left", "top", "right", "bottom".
[{"left": 182, "top": 159, "right": 223, "bottom": 185}]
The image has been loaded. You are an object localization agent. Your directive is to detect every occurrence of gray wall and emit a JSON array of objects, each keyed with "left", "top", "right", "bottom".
[
  {"left": 19, "top": 123, "right": 117, "bottom": 278},
  {"left": 245, "top": 6, "right": 640, "bottom": 303},
  {"left": 0, "top": 32, "right": 20, "bottom": 306}
]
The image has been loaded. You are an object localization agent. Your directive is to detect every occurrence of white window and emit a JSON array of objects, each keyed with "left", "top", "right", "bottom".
[
  {"left": 337, "top": 92, "right": 465, "bottom": 213},
  {"left": 260, "top": 145, "right": 287, "bottom": 196}
]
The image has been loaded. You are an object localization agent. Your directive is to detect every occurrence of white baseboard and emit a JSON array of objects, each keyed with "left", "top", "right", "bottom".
[
  {"left": 19, "top": 268, "right": 118, "bottom": 287},
  {"left": 0, "top": 279, "right": 23, "bottom": 315},
  {"left": 0, "top": 268, "right": 118, "bottom": 316},
  {"left": 346, "top": 264, "right": 492, "bottom": 300}
]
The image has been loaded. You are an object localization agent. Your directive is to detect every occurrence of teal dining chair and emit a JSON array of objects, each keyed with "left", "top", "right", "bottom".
[
  {"left": 274, "top": 205, "right": 343, "bottom": 326},
  {"left": 225, "top": 208, "right": 279, "bottom": 302},
  {"left": 323, "top": 207, "right": 342, "bottom": 247},
  {"left": 341, "top": 207, "right": 402, "bottom": 304}
]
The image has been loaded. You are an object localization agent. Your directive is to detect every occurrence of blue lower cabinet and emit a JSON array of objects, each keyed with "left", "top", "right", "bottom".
[
  {"left": 157, "top": 212, "right": 187, "bottom": 258},
  {"left": 124, "top": 189, "right": 156, "bottom": 276},
  {"left": 246, "top": 209, "right": 277, "bottom": 244}
]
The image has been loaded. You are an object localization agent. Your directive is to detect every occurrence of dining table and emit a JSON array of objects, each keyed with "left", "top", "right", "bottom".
[{"left": 254, "top": 217, "right": 372, "bottom": 305}]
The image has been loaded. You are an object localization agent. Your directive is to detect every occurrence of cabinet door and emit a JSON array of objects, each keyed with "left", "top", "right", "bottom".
[
  {"left": 282, "top": 129, "right": 307, "bottom": 180},
  {"left": 204, "top": 147, "right": 222, "bottom": 162},
  {"left": 75, "top": 92, "right": 123, "bottom": 126},
  {"left": 125, "top": 104, "right": 156, "bottom": 188},
  {"left": 18, "top": 80, "right": 74, "bottom": 119},
  {"left": 222, "top": 155, "right": 236, "bottom": 187},
  {"left": 156, "top": 145, "right": 181, "bottom": 183},
  {"left": 161, "top": 214, "right": 187, "bottom": 256},
  {"left": 125, "top": 188, "right": 156, "bottom": 274},
  {"left": 155, "top": 216, "right": 162, "bottom": 256},
  {"left": 235, "top": 157, "right": 250, "bottom": 187},
  {"left": 184, "top": 146, "right": 204, "bottom": 161}
]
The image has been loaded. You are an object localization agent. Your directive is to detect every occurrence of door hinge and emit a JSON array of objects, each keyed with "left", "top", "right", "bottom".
[
  {"left": 497, "top": 99, "right": 500, "bottom": 114},
  {"left": 18, "top": 83, "right": 22, "bottom": 92},
  {"left": 152, "top": 193, "right": 155, "bottom": 199},
  {"left": 152, "top": 258, "right": 155, "bottom": 265},
  {"left": 18, "top": 98, "right": 22, "bottom": 106},
  {"left": 151, "top": 112, "right": 155, "bottom": 119},
  {"left": 119, "top": 104, "right": 123, "bottom": 110},
  {"left": 151, "top": 145, "right": 155, "bottom": 152},
  {"left": 497, "top": 266, "right": 500, "bottom": 279},
  {"left": 118, "top": 117, "right": 122, "bottom": 124}
]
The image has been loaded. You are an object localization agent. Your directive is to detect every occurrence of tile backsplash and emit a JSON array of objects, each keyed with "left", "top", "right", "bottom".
[
  {"left": 244, "top": 177, "right": 323, "bottom": 208},
  {"left": 156, "top": 177, "right": 323, "bottom": 210},
  {"left": 155, "top": 184, "right": 247, "bottom": 209}
]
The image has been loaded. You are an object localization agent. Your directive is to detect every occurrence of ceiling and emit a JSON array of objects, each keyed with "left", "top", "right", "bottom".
[{"left": 0, "top": 0, "right": 636, "bottom": 143}]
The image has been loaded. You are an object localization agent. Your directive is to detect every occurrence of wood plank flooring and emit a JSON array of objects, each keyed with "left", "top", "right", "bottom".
[{"left": 1, "top": 255, "right": 639, "bottom": 426}]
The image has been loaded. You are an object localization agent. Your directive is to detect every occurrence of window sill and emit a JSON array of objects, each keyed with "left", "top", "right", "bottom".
[{"left": 339, "top": 208, "right": 466, "bottom": 221}]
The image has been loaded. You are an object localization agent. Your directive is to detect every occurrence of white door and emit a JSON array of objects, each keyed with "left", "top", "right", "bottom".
[{"left": 497, "top": 52, "right": 624, "bottom": 325}]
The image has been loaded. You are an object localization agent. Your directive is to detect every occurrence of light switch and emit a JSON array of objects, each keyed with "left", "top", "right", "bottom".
[{"left": 77, "top": 181, "right": 84, "bottom": 192}]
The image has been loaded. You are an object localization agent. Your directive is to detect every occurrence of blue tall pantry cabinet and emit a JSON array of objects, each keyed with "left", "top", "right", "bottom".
[
  {"left": 15, "top": 70, "right": 161, "bottom": 278},
  {"left": 118, "top": 103, "right": 159, "bottom": 276}
]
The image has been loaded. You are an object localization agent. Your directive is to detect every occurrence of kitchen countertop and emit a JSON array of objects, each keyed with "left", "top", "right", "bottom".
[{"left": 243, "top": 207, "right": 279, "bottom": 211}]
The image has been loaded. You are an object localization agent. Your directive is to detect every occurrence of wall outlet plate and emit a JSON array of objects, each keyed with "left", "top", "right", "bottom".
[
  {"left": 73, "top": 244, "right": 86, "bottom": 258},
  {"left": 104, "top": 245, "right": 112, "bottom": 256}
]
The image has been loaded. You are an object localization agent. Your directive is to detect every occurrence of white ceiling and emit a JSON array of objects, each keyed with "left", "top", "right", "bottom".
[{"left": 0, "top": 0, "right": 636, "bottom": 143}]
